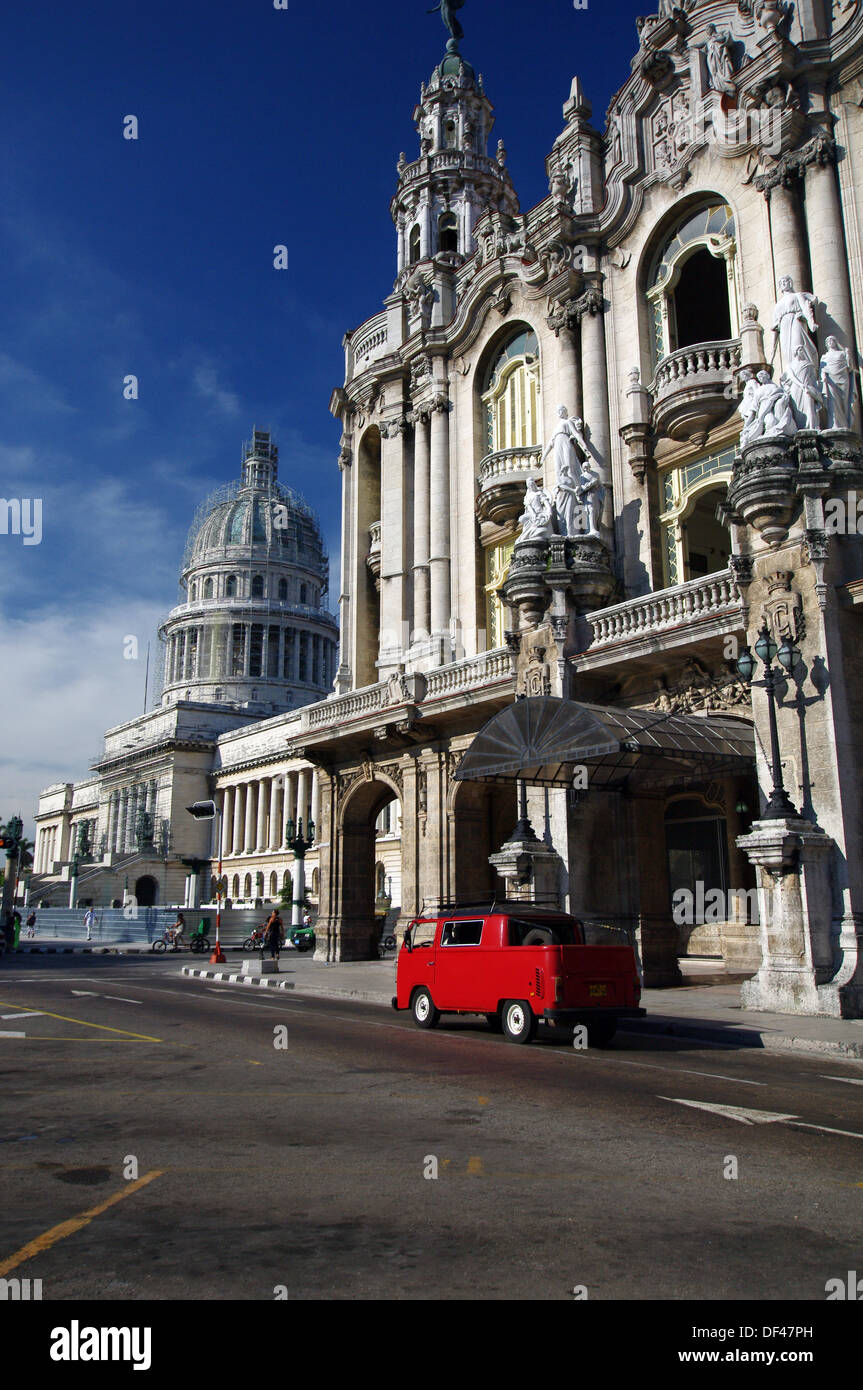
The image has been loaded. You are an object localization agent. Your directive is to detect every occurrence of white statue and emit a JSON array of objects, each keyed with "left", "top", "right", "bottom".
[
  {"left": 554, "top": 460, "right": 580, "bottom": 538},
  {"left": 737, "top": 368, "right": 763, "bottom": 446},
  {"left": 820, "top": 336, "right": 855, "bottom": 430},
  {"left": 517, "top": 478, "right": 555, "bottom": 542},
  {"left": 772, "top": 275, "right": 819, "bottom": 372},
  {"left": 786, "top": 344, "right": 823, "bottom": 429},
  {"left": 541, "top": 405, "right": 587, "bottom": 491},
  {"left": 576, "top": 459, "right": 605, "bottom": 539},
  {"left": 755, "top": 370, "right": 797, "bottom": 437},
  {"left": 704, "top": 24, "right": 737, "bottom": 97}
]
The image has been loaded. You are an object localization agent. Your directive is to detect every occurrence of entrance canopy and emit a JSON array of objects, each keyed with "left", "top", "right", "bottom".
[{"left": 453, "top": 697, "right": 754, "bottom": 790}]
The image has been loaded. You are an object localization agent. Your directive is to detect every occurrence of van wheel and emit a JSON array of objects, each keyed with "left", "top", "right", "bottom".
[
  {"left": 412, "top": 987, "right": 440, "bottom": 1030},
  {"left": 485, "top": 1012, "right": 503, "bottom": 1033},
  {"left": 502, "top": 1000, "right": 537, "bottom": 1044},
  {"left": 587, "top": 1020, "right": 617, "bottom": 1048}
]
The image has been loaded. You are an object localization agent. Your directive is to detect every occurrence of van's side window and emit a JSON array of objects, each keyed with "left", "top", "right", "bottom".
[
  {"left": 410, "top": 920, "right": 436, "bottom": 948},
  {"left": 440, "top": 920, "right": 484, "bottom": 947}
]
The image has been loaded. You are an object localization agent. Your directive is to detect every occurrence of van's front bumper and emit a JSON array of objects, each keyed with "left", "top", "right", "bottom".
[{"left": 541, "top": 1006, "right": 646, "bottom": 1024}]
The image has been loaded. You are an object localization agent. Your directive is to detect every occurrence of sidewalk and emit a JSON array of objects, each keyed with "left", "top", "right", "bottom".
[{"left": 180, "top": 954, "right": 863, "bottom": 1062}]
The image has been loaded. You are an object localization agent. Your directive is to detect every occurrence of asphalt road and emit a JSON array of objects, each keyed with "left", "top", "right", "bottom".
[{"left": 1, "top": 954, "right": 862, "bottom": 1301}]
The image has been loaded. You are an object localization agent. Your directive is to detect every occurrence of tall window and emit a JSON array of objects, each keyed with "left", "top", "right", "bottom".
[
  {"left": 251, "top": 574, "right": 264, "bottom": 598},
  {"left": 439, "top": 211, "right": 458, "bottom": 253},
  {"left": 409, "top": 226, "right": 421, "bottom": 266},
  {"left": 659, "top": 445, "right": 735, "bottom": 586},
  {"left": 226, "top": 575, "right": 238, "bottom": 598},
  {"left": 278, "top": 578, "right": 287, "bottom": 601},
  {"left": 481, "top": 328, "right": 540, "bottom": 455},
  {"left": 647, "top": 202, "right": 738, "bottom": 365}
]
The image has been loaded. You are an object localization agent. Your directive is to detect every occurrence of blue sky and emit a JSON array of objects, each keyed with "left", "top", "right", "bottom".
[{"left": 1, "top": 0, "right": 646, "bottom": 833}]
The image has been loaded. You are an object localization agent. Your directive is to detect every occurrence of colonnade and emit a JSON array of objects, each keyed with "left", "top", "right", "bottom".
[
  {"left": 36, "top": 824, "right": 61, "bottom": 873},
  {"left": 165, "top": 623, "right": 336, "bottom": 689},
  {"left": 219, "top": 768, "right": 320, "bottom": 858},
  {"left": 107, "top": 780, "right": 159, "bottom": 855}
]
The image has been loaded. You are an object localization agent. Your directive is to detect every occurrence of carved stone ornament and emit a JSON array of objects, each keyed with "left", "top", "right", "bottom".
[
  {"left": 762, "top": 572, "right": 806, "bottom": 646},
  {"left": 650, "top": 657, "right": 751, "bottom": 714},
  {"left": 753, "top": 134, "right": 836, "bottom": 194}
]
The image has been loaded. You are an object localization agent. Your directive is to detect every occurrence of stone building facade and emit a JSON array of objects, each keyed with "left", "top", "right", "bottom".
[{"left": 30, "top": 1, "right": 863, "bottom": 1017}]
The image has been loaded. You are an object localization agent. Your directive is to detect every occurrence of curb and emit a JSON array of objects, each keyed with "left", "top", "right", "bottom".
[
  {"left": 619, "top": 1015, "right": 863, "bottom": 1060},
  {"left": 181, "top": 966, "right": 294, "bottom": 991}
]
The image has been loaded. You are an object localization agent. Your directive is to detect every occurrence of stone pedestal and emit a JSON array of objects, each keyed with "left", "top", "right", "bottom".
[
  {"left": 488, "top": 837, "right": 561, "bottom": 904},
  {"left": 736, "top": 816, "right": 851, "bottom": 1015}
]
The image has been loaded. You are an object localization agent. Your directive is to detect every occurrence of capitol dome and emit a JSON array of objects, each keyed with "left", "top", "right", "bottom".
[{"left": 159, "top": 429, "right": 339, "bottom": 714}]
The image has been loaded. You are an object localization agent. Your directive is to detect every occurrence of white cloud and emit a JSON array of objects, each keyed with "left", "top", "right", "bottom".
[
  {"left": 192, "top": 364, "right": 241, "bottom": 416},
  {"left": 0, "top": 602, "right": 166, "bottom": 839}
]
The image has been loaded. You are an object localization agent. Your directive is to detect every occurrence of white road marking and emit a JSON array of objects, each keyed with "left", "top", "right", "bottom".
[
  {"left": 0, "top": 1011, "right": 43, "bottom": 1019},
  {"left": 659, "top": 1097, "right": 799, "bottom": 1125},
  {"left": 102, "top": 996, "right": 141, "bottom": 1004},
  {"left": 70, "top": 990, "right": 98, "bottom": 997},
  {"left": 788, "top": 1121, "right": 863, "bottom": 1141},
  {"left": 671, "top": 1068, "right": 766, "bottom": 1087},
  {"left": 0, "top": 1031, "right": 26, "bottom": 1038},
  {"left": 821, "top": 1075, "right": 863, "bottom": 1087}
]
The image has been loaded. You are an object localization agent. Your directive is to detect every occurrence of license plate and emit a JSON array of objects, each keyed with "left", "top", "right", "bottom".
[{"left": 588, "top": 984, "right": 608, "bottom": 998}]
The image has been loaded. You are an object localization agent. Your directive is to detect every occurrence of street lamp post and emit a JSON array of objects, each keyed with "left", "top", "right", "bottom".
[
  {"left": 186, "top": 800, "right": 226, "bottom": 963},
  {"left": 736, "top": 622, "right": 802, "bottom": 821},
  {"left": 285, "top": 815, "right": 315, "bottom": 928}
]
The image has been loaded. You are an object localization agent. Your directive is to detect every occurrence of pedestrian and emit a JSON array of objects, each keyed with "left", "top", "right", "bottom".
[
  {"left": 265, "top": 907, "right": 283, "bottom": 967},
  {"left": 302, "top": 908, "right": 311, "bottom": 929},
  {"left": 25, "top": 911, "right": 37, "bottom": 938},
  {"left": 83, "top": 907, "right": 95, "bottom": 941},
  {"left": 11, "top": 910, "right": 22, "bottom": 950}
]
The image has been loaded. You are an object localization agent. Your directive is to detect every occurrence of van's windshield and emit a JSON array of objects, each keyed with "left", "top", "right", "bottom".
[{"left": 506, "top": 917, "right": 583, "bottom": 946}]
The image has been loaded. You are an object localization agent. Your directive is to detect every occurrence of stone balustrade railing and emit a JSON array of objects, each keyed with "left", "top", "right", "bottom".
[
  {"left": 350, "top": 313, "right": 389, "bottom": 366},
  {"left": 478, "top": 446, "right": 544, "bottom": 489},
  {"left": 424, "top": 647, "right": 513, "bottom": 699},
  {"left": 304, "top": 683, "right": 388, "bottom": 730},
  {"left": 653, "top": 339, "right": 741, "bottom": 398},
  {"left": 586, "top": 570, "right": 741, "bottom": 648}
]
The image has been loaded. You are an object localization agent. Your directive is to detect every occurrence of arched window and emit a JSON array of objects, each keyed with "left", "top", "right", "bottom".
[
  {"left": 658, "top": 443, "right": 736, "bottom": 585},
  {"left": 269, "top": 872, "right": 278, "bottom": 896},
  {"left": 203, "top": 577, "right": 213, "bottom": 599},
  {"left": 439, "top": 211, "right": 458, "bottom": 253},
  {"left": 311, "top": 867, "right": 319, "bottom": 895},
  {"left": 243, "top": 874, "right": 252, "bottom": 899},
  {"left": 282, "top": 870, "right": 292, "bottom": 894},
  {"left": 443, "top": 117, "right": 457, "bottom": 149},
  {"left": 409, "top": 225, "right": 421, "bottom": 266},
  {"left": 647, "top": 202, "right": 738, "bottom": 365},
  {"left": 375, "top": 862, "right": 387, "bottom": 896},
  {"left": 278, "top": 578, "right": 288, "bottom": 601},
  {"left": 251, "top": 574, "right": 264, "bottom": 598},
  {"left": 189, "top": 580, "right": 197, "bottom": 602},
  {"left": 231, "top": 875, "right": 240, "bottom": 899},
  {"left": 481, "top": 327, "right": 541, "bottom": 455},
  {"left": 299, "top": 582, "right": 308, "bottom": 605},
  {"left": 226, "top": 575, "right": 237, "bottom": 598}
]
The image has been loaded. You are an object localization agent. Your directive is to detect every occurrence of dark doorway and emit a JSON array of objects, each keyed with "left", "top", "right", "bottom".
[
  {"left": 135, "top": 875, "right": 158, "bottom": 907},
  {"left": 673, "top": 248, "right": 731, "bottom": 349}
]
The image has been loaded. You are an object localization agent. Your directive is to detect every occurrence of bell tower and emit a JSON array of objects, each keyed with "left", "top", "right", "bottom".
[{"left": 391, "top": 39, "right": 518, "bottom": 282}]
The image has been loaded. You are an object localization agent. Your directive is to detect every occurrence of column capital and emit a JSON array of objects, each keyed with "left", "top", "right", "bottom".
[{"left": 753, "top": 132, "right": 836, "bottom": 196}]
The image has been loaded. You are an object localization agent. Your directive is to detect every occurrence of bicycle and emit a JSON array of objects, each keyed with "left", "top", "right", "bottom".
[{"left": 152, "top": 928, "right": 210, "bottom": 954}]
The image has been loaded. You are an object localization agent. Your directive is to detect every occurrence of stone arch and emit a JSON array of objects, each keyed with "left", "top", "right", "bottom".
[
  {"left": 450, "top": 779, "right": 517, "bottom": 903},
  {"left": 322, "top": 774, "right": 402, "bottom": 960}
]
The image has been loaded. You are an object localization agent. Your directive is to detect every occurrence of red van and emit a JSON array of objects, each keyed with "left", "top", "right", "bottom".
[{"left": 393, "top": 906, "right": 645, "bottom": 1045}]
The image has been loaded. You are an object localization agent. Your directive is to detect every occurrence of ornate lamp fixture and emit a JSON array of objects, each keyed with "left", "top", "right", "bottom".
[{"left": 736, "top": 622, "right": 801, "bottom": 819}]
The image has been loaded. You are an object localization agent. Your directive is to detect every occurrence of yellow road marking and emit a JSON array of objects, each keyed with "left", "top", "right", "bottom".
[
  {"left": 0, "top": 1170, "right": 165, "bottom": 1277},
  {"left": 0, "top": 1000, "right": 162, "bottom": 1042}
]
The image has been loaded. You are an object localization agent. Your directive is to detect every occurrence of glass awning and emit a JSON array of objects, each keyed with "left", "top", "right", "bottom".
[{"left": 453, "top": 696, "right": 754, "bottom": 790}]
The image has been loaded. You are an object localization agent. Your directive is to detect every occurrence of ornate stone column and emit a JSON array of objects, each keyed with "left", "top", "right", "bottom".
[
  {"left": 256, "top": 779, "right": 268, "bottom": 852},
  {"left": 429, "top": 393, "right": 451, "bottom": 653},
  {"left": 310, "top": 771, "right": 320, "bottom": 830},
  {"left": 229, "top": 783, "right": 241, "bottom": 856},
  {"left": 297, "top": 769, "right": 310, "bottom": 831},
  {"left": 268, "top": 777, "right": 280, "bottom": 850},
  {"left": 754, "top": 167, "right": 810, "bottom": 297},
  {"left": 379, "top": 413, "right": 411, "bottom": 674},
  {"left": 546, "top": 301, "right": 583, "bottom": 441},
  {"left": 577, "top": 275, "right": 613, "bottom": 535},
  {"left": 412, "top": 406, "right": 431, "bottom": 639},
  {"left": 244, "top": 781, "right": 256, "bottom": 853},
  {"left": 221, "top": 787, "right": 233, "bottom": 858}
]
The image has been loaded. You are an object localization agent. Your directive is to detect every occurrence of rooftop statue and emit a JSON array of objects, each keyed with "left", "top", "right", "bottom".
[{"left": 428, "top": 0, "right": 465, "bottom": 46}]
